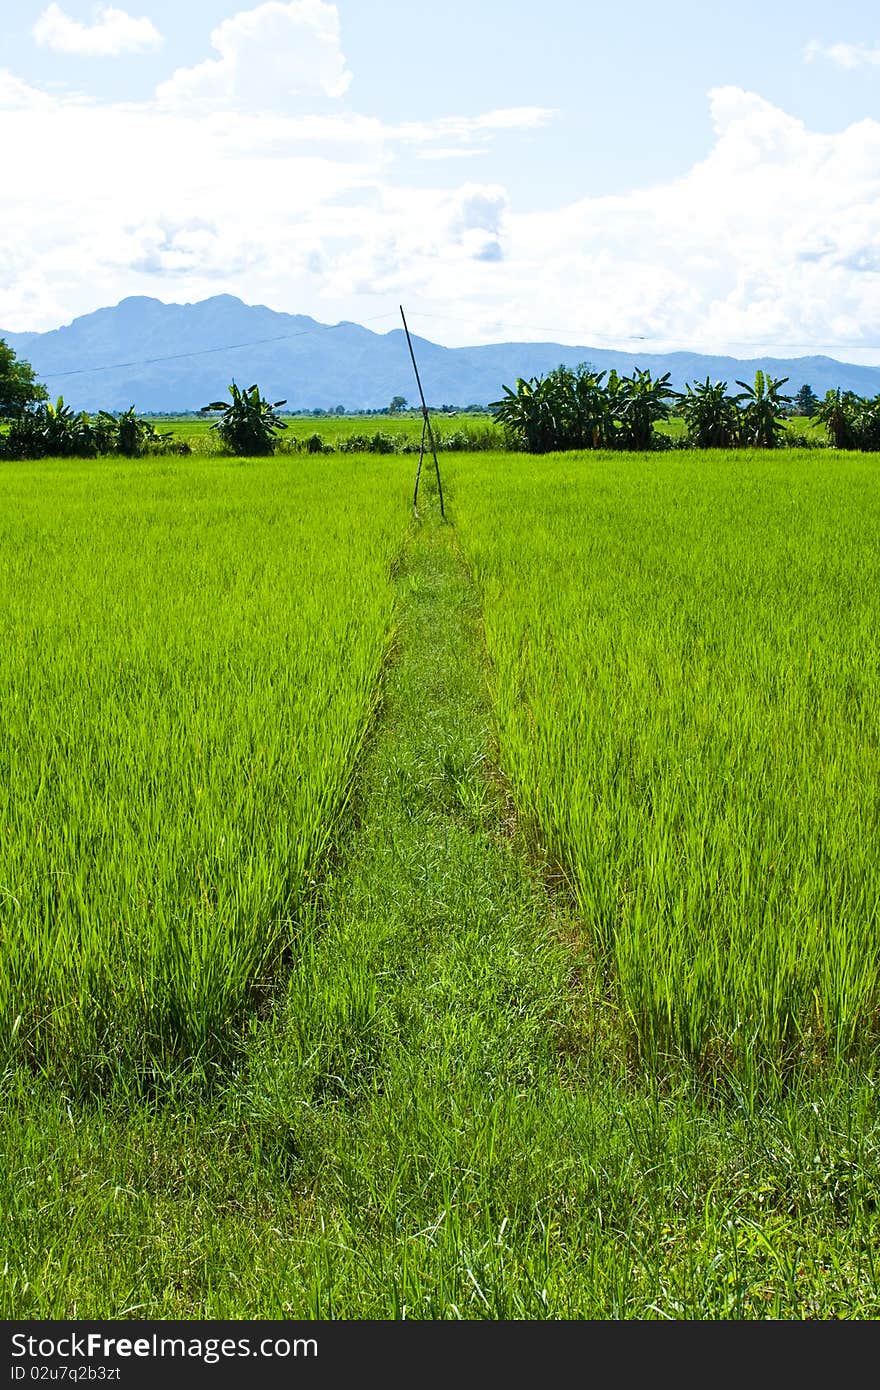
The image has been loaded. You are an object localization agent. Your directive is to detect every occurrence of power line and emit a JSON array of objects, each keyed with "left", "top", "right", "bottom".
[
  {"left": 25, "top": 301, "right": 880, "bottom": 384},
  {"left": 412, "top": 310, "right": 651, "bottom": 343},
  {"left": 38, "top": 310, "right": 401, "bottom": 381},
  {"left": 409, "top": 310, "right": 880, "bottom": 354}
]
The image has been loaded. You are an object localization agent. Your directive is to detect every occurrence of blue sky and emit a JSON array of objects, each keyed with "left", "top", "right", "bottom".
[{"left": 2, "top": 1, "right": 880, "bottom": 360}]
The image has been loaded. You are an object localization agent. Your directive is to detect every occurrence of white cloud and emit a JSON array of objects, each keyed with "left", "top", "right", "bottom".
[
  {"left": 447, "top": 184, "right": 507, "bottom": 262},
  {"left": 356, "top": 86, "right": 880, "bottom": 358},
  {"left": 0, "top": 68, "right": 59, "bottom": 108},
  {"left": 449, "top": 184, "right": 507, "bottom": 237},
  {"left": 395, "top": 107, "right": 555, "bottom": 158},
  {"left": 157, "top": 0, "right": 350, "bottom": 110},
  {"left": 521, "top": 86, "right": 880, "bottom": 353},
  {"left": 417, "top": 147, "right": 486, "bottom": 161},
  {"left": 3, "top": 41, "right": 880, "bottom": 368},
  {"left": 804, "top": 38, "right": 880, "bottom": 69},
  {"left": 32, "top": 4, "right": 163, "bottom": 57}
]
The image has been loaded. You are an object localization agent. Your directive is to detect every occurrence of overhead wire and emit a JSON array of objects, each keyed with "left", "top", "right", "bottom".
[
  {"left": 409, "top": 310, "right": 880, "bottom": 354},
  {"left": 20, "top": 302, "right": 880, "bottom": 382},
  {"left": 37, "top": 310, "right": 402, "bottom": 381}
]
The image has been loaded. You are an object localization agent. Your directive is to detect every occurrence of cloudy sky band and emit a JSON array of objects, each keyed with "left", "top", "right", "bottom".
[{"left": 2, "top": 1, "right": 880, "bottom": 364}]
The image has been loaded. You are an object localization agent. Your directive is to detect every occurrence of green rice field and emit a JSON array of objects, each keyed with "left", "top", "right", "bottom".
[
  {"left": 0, "top": 452, "right": 404, "bottom": 1088},
  {"left": 146, "top": 410, "right": 823, "bottom": 453},
  {"left": 2, "top": 444, "right": 879, "bottom": 1318},
  {"left": 146, "top": 410, "right": 503, "bottom": 453},
  {"left": 453, "top": 449, "right": 880, "bottom": 1075}
]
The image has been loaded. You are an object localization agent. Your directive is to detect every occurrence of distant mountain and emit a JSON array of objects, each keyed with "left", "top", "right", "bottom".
[{"left": 3, "top": 294, "right": 879, "bottom": 413}]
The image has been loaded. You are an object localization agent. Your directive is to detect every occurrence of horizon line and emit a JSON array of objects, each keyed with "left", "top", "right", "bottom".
[{"left": 3, "top": 294, "right": 880, "bottom": 370}]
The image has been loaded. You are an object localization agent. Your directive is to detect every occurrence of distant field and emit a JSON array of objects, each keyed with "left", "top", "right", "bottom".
[
  {"left": 657, "top": 415, "right": 825, "bottom": 442},
  {"left": 145, "top": 410, "right": 827, "bottom": 451},
  {"left": 146, "top": 410, "right": 501, "bottom": 451},
  {"left": 0, "top": 411, "right": 833, "bottom": 451}
]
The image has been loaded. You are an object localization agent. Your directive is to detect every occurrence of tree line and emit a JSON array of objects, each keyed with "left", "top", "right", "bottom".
[
  {"left": 4, "top": 335, "right": 880, "bottom": 458},
  {"left": 0, "top": 347, "right": 499, "bottom": 459},
  {"left": 488, "top": 363, "right": 880, "bottom": 452},
  {"left": 0, "top": 340, "right": 189, "bottom": 459}
]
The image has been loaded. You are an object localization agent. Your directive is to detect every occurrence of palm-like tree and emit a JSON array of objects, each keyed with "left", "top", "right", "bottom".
[
  {"left": 615, "top": 369, "right": 678, "bottom": 450},
  {"left": 542, "top": 364, "right": 581, "bottom": 449},
  {"left": 492, "top": 364, "right": 677, "bottom": 452},
  {"left": 813, "top": 388, "right": 859, "bottom": 449},
  {"left": 201, "top": 382, "right": 288, "bottom": 455},
  {"left": 734, "top": 370, "right": 791, "bottom": 448},
  {"left": 678, "top": 377, "right": 740, "bottom": 448},
  {"left": 852, "top": 395, "right": 880, "bottom": 450},
  {"left": 490, "top": 372, "right": 566, "bottom": 453},
  {"left": 571, "top": 367, "right": 616, "bottom": 448}
]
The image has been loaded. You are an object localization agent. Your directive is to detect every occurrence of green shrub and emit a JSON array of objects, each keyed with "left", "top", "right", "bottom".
[
  {"left": 201, "top": 382, "right": 288, "bottom": 456},
  {"left": 0, "top": 397, "right": 95, "bottom": 459},
  {"left": 304, "top": 432, "right": 334, "bottom": 454}
]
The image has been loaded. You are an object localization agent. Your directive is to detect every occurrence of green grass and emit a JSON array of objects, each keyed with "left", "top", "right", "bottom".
[
  {"left": 148, "top": 411, "right": 826, "bottom": 451},
  {"left": 0, "top": 411, "right": 830, "bottom": 454},
  {"left": 655, "top": 415, "right": 824, "bottom": 442},
  {"left": 2, "top": 447, "right": 879, "bottom": 1319},
  {"left": 451, "top": 447, "right": 880, "bottom": 1078},
  {"left": 0, "top": 451, "right": 405, "bottom": 1090},
  {"left": 3, "top": 476, "right": 879, "bottom": 1318},
  {"left": 149, "top": 411, "right": 501, "bottom": 454}
]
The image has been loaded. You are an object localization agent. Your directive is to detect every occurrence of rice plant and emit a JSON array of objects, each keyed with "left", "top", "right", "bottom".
[
  {"left": 0, "top": 451, "right": 405, "bottom": 1091},
  {"left": 454, "top": 447, "right": 880, "bottom": 1077}
]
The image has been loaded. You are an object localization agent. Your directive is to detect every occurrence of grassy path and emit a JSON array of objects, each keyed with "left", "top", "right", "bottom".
[
  {"left": 3, "top": 512, "right": 880, "bottom": 1318},
  {"left": 236, "top": 514, "right": 596, "bottom": 1315}
]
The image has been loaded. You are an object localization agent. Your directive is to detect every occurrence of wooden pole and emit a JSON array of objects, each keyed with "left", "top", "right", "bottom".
[
  {"left": 412, "top": 416, "right": 427, "bottom": 518},
  {"left": 400, "top": 305, "right": 445, "bottom": 520}
]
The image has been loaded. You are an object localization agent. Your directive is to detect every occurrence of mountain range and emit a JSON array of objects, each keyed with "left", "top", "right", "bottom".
[{"left": 3, "top": 294, "right": 879, "bottom": 413}]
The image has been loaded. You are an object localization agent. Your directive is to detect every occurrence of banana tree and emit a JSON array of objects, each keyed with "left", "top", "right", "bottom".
[
  {"left": 734, "top": 370, "right": 791, "bottom": 448},
  {"left": 813, "top": 388, "right": 859, "bottom": 449},
  {"left": 614, "top": 369, "right": 678, "bottom": 450},
  {"left": 852, "top": 395, "right": 880, "bottom": 450},
  {"left": 545, "top": 363, "right": 581, "bottom": 448},
  {"left": 489, "top": 374, "right": 560, "bottom": 452},
  {"left": 92, "top": 406, "right": 168, "bottom": 457},
  {"left": 491, "top": 366, "right": 603, "bottom": 452},
  {"left": 678, "top": 377, "right": 740, "bottom": 448},
  {"left": 570, "top": 367, "right": 616, "bottom": 448},
  {"left": 201, "top": 382, "right": 288, "bottom": 455},
  {"left": 14, "top": 397, "right": 96, "bottom": 457}
]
